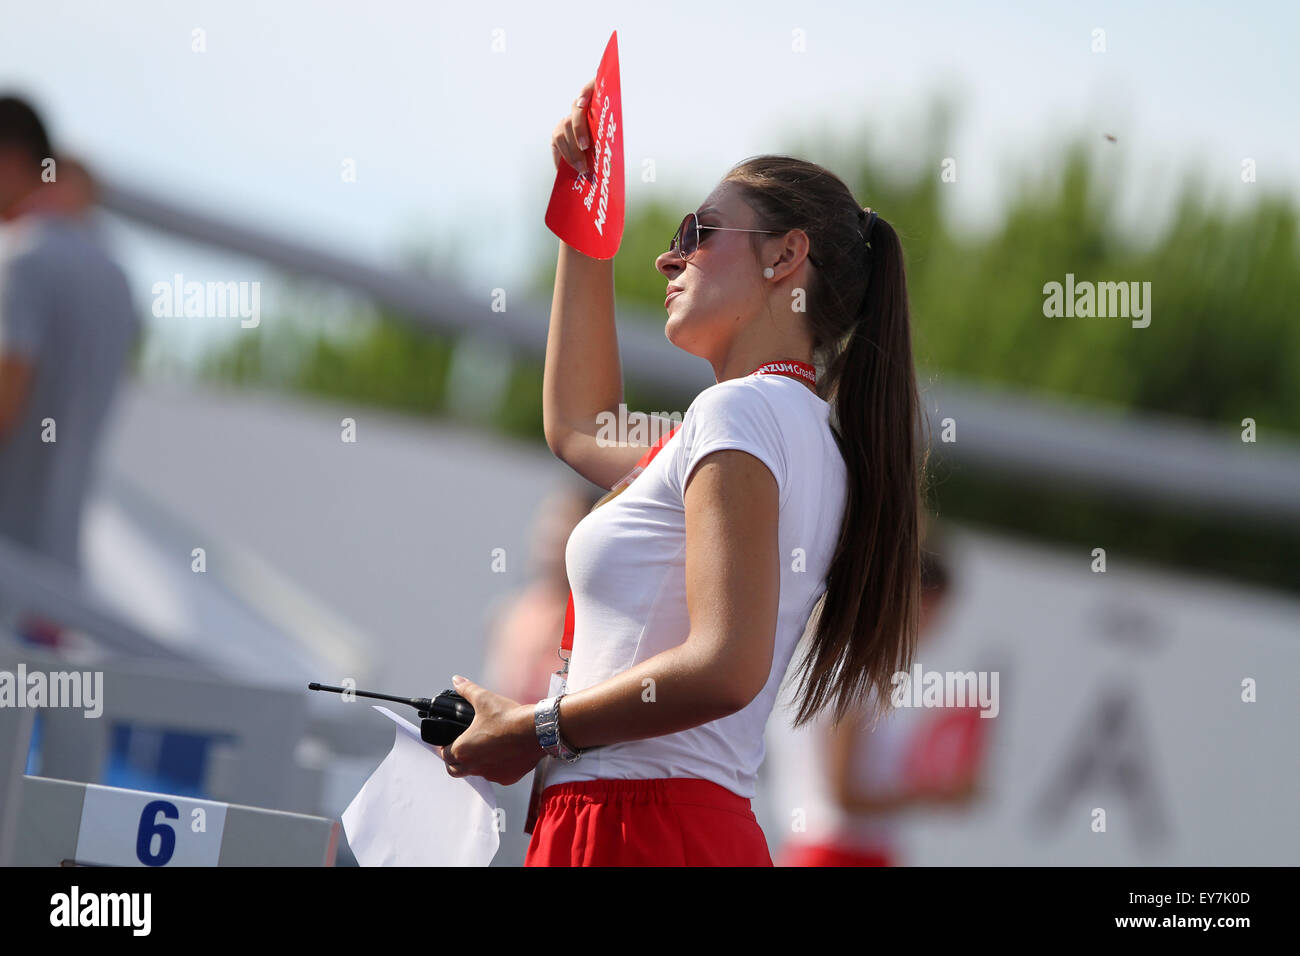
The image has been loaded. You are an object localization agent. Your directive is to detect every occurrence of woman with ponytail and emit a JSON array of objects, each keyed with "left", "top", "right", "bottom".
[{"left": 439, "top": 81, "right": 927, "bottom": 867}]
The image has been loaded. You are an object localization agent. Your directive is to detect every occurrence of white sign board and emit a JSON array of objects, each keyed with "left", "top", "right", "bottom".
[{"left": 75, "top": 784, "right": 228, "bottom": 866}]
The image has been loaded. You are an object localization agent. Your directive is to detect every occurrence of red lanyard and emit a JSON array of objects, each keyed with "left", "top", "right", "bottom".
[
  {"left": 748, "top": 358, "right": 817, "bottom": 386},
  {"left": 558, "top": 359, "right": 815, "bottom": 658}
]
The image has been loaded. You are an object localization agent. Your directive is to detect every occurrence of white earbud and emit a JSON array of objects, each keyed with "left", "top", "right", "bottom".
[{"left": 763, "top": 267, "right": 775, "bottom": 279}]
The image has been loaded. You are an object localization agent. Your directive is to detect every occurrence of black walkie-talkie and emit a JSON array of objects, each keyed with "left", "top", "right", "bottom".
[{"left": 308, "top": 682, "right": 474, "bottom": 745}]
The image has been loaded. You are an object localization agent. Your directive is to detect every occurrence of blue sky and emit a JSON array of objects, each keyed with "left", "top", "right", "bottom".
[{"left": 2, "top": 0, "right": 1296, "bottom": 360}]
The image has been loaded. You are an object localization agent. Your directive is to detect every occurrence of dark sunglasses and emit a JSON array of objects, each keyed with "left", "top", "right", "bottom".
[
  {"left": 669, "top": 211, "right": 823, "bottom": 268},
  {"left": 669, "top": 211, "right": 787, "bottom": 262}
]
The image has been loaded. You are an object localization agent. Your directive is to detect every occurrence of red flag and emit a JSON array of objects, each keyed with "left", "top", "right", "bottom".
[{"left": 544, "top": 31, "right": 625, "bottom": 259}]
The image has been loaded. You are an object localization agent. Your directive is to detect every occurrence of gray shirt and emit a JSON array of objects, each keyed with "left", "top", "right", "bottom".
[{"left": 0, "top": 212, "right": 140, "bottom": 572}]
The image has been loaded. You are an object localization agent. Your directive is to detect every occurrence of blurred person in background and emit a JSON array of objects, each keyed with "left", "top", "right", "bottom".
[
  {"left": 0, "top": 95, "right": 140, "bottom": 647},
  {"left": 39, "top": 154, "right": 97, "bottom": 218},
  {"left": 771, "top": 535, "right": 988, "bottom": 866},
  {"left": 482, "top": 481, "right": 604, "bottom": 707},
  {"left": 480, "top": 480, "right": 602, "bottom": 865}
]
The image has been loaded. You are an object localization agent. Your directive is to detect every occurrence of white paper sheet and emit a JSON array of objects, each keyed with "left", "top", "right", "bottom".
[{"left": 341, "top": 705, "right": 499, "bottom": 866}]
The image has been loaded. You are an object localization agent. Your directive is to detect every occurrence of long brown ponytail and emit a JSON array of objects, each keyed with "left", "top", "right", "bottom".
[{"left": 722, "top": 155, "right": 928, "bottom": 730}]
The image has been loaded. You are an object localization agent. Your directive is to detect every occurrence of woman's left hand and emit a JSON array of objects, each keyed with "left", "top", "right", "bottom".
[{"left": 440, "top": 676, "right": 544, "bottom": 786}]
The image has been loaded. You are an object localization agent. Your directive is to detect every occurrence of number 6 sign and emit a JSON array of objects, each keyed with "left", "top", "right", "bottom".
[{"left": 75, "top": 784, "right": 228, "bottom": 867}]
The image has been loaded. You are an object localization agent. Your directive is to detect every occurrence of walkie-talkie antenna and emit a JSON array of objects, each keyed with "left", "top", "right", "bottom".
[
  {"left": 308, "top": 682, "right": 435, "bottom": 713},
  {"left": 308, "top": 681, "right": 474, "bottom": 747}
]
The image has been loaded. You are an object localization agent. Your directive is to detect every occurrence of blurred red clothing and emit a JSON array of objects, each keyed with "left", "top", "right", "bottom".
[{"left": 777, "top": 841, "right": 893, "bottom": 867}]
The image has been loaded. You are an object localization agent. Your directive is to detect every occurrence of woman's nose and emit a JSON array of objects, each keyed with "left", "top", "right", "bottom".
[{"left": 655, "top": 250, "right": 683, "bottom": 278}]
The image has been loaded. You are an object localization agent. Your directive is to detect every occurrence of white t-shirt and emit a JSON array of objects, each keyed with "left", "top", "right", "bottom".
[{"left": 543, "top": 372, "right": 848, "bottom": 799}]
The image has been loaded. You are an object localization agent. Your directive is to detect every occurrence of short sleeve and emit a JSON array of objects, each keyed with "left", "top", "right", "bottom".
[
  {"left": 672, "top": 381, "right": 789, "bottom": 507},
  {"left": 0, "top": 250, "right": 47, "bottom": 359}
]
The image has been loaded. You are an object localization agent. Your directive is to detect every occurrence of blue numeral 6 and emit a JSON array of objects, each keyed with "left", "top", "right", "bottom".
[{"left": 136, "top": 800, "right": 179, "bottom": 866}]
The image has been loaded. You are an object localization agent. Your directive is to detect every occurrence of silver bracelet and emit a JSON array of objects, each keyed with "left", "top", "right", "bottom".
[{"left": 534, "top": 694, "right": 585, "bottom": 763}]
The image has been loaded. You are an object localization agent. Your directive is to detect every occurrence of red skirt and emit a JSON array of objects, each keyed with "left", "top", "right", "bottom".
[{"left": 525, "top": 777, "right": 773, "bottom": 867}]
